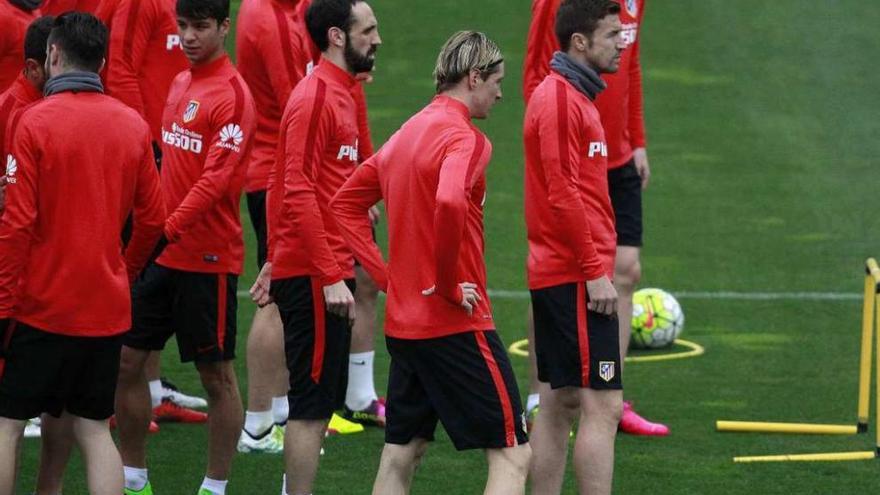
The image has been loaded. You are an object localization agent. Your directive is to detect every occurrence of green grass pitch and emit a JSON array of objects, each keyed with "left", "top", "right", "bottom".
[{"left": 16, "top": 0, "right": 880, "bottom": 492}]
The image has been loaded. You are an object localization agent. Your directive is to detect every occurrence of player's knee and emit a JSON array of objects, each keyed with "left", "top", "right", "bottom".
[
  {"left": 383, "top": 442, "right": 425, "bottom": 474},
  {"left": 583, "top": 392, "right": 623, "bottom": 427},
  {"left": 506, "top": 443, "right": 532, "bottom": 476},
  {"left": 117, "top": 347, "right": 147, "bottom": 383},
  {"left": 197, "top": 363, "right": 237, "bottom": 398},
  {"left": 615, "top": 258, "right": 641, "bottom": 289}
]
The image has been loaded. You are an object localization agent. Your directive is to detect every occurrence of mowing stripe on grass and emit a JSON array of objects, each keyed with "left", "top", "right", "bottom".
[{"left": 235, "top": 289, "right": 861, "bottom": 301}]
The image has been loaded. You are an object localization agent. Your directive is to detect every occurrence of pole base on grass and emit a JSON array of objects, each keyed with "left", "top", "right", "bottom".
[
  {"left": 716, "top": 420, "right": 858, "bottom": 435},
  {"left": 734, "top": 451, "right": 877, "bottom": 463}
]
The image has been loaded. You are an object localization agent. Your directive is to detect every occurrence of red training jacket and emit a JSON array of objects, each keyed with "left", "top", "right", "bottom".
[
  {"left": 332, "top": 95, "right": 495, "bottom": 340},
  {"left": 0, "top": 73, "right": 41, "bottom": 160},
  {"left": 96, "top": 0, "right": 189, "bottom": 143},
  {"left": 0, "top": 90, "right": 165, "bottom": 336},
  {"left": 523, "top": 0, "right": 646, "bottom": 168},
  {"left": 267, "top": 59, "right": 362, "bottom": 285},
  {"left": 524, "top": 72, "right": 617, "bottom": 289},
  {"left": 157, "top": 55, "right": 257, "bottom": 275},
  {"left": 0, "top": 2, "right": 39, "bottom": 94},
  {"left": 41, "top": 0, "right": 100, "bottom": 15}
]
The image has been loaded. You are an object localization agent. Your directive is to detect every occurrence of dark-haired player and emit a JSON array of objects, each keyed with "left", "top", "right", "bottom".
[
  {"left": 0, "top": 12, "right": 164, "bottom": 495},
  {"left": 248, "top": 0, "right": 380, "bottom": 492},
  {"left": 522, "top": 0, "right": 665, "bottom": 437},
  {"left": 332, "top": 30, "right": 531, "bottom": 495},
  {"left": 0, "top": 0, "right": 41, "bottom": 93},
  {"left": 114, "top": 1, "right": 256, "bottom": 494},
  {"left": 524, "top": 1, "right": 626, "bottom": 493}
]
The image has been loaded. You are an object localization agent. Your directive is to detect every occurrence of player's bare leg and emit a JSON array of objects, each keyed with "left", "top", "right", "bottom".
[
  {"left": 371, "top": 439, "right": 429, "bottom": 495},
  {"left": 529, "top": 383, "right": 579, "bottom": 495},
  {"left": 345, "top": 267, "right": 384, "bottom": 424},
  {"left": 484, "top": 444, "right": 530, "bottom": 495},
  {"left": 573, "top": 388, "right": 623, "bottom": 495},
  {"left": 525, "top": 304, "right": 540, "bottom": 424},
  {"left": 116, "top": 346, "right": 153, "bottom": 469},
  {"left": 284, "top": 419, "right": 329, "bottom": 494},
  {"left": 71, "top": 415, "right": 123, "bottom": 495},
  {"left": 34, "top": 413, "right": 74, "bottom": 495},
  {"left": 0, "top": 417, "right": 25, "bottom": 494},
  {"left": 196, "top": 360, "right": 243, "bottom": 480},
  {"left": 615, "top": 246, "right": 641, "bottom": 361},
  {"left": 242, "top": 303, "right": 287, "bottom": 443}
]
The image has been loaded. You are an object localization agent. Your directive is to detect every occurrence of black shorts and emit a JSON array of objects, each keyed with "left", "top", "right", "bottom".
[
  {"left": 125, "top": 263, "right": 238, "bottom": 363},
  {"left": 608, "top": 160, "right": 643, "bottom": 247},
  {"left": 0, "top": 322, "right": 122, "bottom": 420},
  {"left": 272, "top": 276, "right": 355, "bottom": 420},
  {"left": 246, "top": 190, "right": 268, "bottom": 269},
  {"left": 385, "top": 331, "right": 528, "bottom": 451},
  {"left": 531, "top": 282, "right": 623, "bottom": 390}
]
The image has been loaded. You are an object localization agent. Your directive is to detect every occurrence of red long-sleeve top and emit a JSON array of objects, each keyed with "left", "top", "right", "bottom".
[
  {"left": 0, "top": 73, "right": 41, "bottom": 159},
  {"left": 0, "top": 91, "right": 164, "bottom": 336},
  {"left": 332, "top": 95, "right": 495, "bottom": 339},
  {"left": 0, "top": 2, "right": 39, "bottom": 94},
  {"left": 237, "top": 0, "right": 374, "bottom": 193},
  {"left": 157, "top": 55, "right": 257, "bottom": 275},
  {"left": 524, "top": 72, "right": 617, "bottom": 289},
  {"left": 41, "top": 0, "right": 100, "bottom": 15},
  {"left": 267, "top": 60, "right": 362, "bottom": 285},
  {"left": 523, "top": 0, "right": 646, "bottom": 168},
  {"left": 96, "top": 0, "right": 189, "bottom": 143}
]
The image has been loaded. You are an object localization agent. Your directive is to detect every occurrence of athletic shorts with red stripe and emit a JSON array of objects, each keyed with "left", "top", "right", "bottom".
[
  {"left": 384, "top": 330, "right": 528, "bottom": 451},
  {"left": 271, "top": 276, "right": 355, "bottom": 421},
  {"left": 125, "top": 263, "right": 238, "bottom": 363},
  {"left": 0, "top": 322, "right": 122, "bottom": 420},
  {"left": 531, "top": 282, "right": 623, "bottom": 390}
]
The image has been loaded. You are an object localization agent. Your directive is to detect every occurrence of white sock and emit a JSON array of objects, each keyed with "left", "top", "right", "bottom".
[
  {"left": 200, "top": 477, "right": 228, "bottom": 495},
  {"left": 148, "top": 380, "right": 163, "bottom": 408},
  {"left": 280, "top": 473, "right": 287, "bottom": 495},
  {"left": 123, "top": 466, "right": 148, "bottom": 491},
  {"left": 272, "top": 395, "right": 289, "bottom": 425},
  {"left": 526, "top": 393, "right": 540, "bottom": 413},
  {"left": 244, "top": 409, "right": 274, "bottom": 437},
  {"left": 345, "top": 351, "right": 377, "bottom": 411}
]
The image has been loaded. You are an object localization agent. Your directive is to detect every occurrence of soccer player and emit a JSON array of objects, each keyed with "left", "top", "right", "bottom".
[
  {"left": 524, "top": 1, "right": 627, "bottom": 493},
  {"left": 97, "top": 0, "right": 208, "bottom": 426},
  {"left": 0, "top": 12, "right": 165, "bottom": 495},
  {"left": 41, "top": 0, "right": 101, "bottom": 16},
  {"left": 0, "top": 0, "right": 41, "bottom": 93},
  {"left": 331, "top": 30, "right": 531, "bottom": 495},
  {"left": 248, "top": 0, "right": 380, "bottom": 491},
  {"left": 114, "top": 1, "right": 256, "bottom": 494},
  {"left": 522, "top": 0, "right": 666, "bottom": 436}
]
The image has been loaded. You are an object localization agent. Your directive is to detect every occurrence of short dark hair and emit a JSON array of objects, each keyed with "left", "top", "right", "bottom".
[
  {"left": 47, "top": 12, "right": 108, "bottom": 73},
  {"left": 306, "top": 0, "right": 361, "bottom": 52},
  {"left": 176, "top": 0, "right": 230, "bottom": 24},
  {"left": 555, "top": 0, "right": 621, "bottom": 51},
  {"left": 24, "top": 16, "right": 55, "bottom": 65}
]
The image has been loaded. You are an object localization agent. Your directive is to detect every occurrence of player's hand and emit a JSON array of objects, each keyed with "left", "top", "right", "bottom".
[
  {"left": 323, "top": 280, "right": 355, "bottom": 323},
  {"left": 422, "top": 282, "right": 482, "bottom": 316},
  {"left": 633, "top": 147, "right": 650, "bottom": 190},
  {"left": 250, "top": 262, "right": 273, "bottom": 307},
  {"left": 368, "top": 205, "right": 381, "bottom": 225},
  {"left": 0, "top": 175, "right": 7, "bottom": 212},
  {"left": 586, "top": 276, "right": 618, "bottom": 316}
]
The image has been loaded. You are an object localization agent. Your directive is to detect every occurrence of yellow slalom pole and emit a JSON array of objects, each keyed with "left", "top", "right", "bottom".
[
  {"left": 715, "top": 421, "right": 858, "bottom": 435},
  {"left": 875, "top": 274, "right": 880, "bottom": 457},
  {"left": 734, "top": 451, "right": 877, "bottom": 463},
  {"left": 857, "top": 267, "right": 875, "bottom": 431}
]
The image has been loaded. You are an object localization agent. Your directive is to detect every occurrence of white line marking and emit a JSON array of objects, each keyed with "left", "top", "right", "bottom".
[{"left": 236, "top": 290, "right": 862, "bottom": 301}]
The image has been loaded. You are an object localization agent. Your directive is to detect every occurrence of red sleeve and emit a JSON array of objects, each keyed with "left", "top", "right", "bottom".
[
  {"left": 627, "top": 6, "right": 647, "bottom": 149},
  {"left": 265, "top": 15, "right": 308, "bottom": 114},
  {"left": 280, "top": 84, "right": 344, "bottom": 285},
  {"left": 164, "top": 81, "right": 253, "bottom": 241},
  {"left": 538, "top": 83, "right": 605, "bottom": 280},
  {"left": 0, "top": 122, "right": 39, "bottom": 317},
  {"left": 432, "top": 128, "right": 488, "bottom": 304},
  {"left": 352, "top": 84, "right": 374, "bottom": 160},
  {"left": 330, "top": 155, "right": 387, "bottom": 291},
  {"left": 103, "top": 0, "right": 154, "bottom": 119},
  {"left": 522, "top": 0, "right": 560, "bottom": 104},
  {"left": 124, "top": 138, "right": 165, "bottom": 282}
]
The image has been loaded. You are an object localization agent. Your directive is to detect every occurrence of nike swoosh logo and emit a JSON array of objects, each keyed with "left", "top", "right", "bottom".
[{"left": 351, "top": 360, "right": 366, "bottom": 365}]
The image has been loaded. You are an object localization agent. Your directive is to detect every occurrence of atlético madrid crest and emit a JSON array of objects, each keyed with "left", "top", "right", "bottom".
[
  {"left": 599, "top": 361, "right": 616, "bottom": 382},
  {"left": 625, "top": 0, "right": 638, "bottom": 17},
  {"left": 183, "top": 100, "right": 200, "bottom": 123}
]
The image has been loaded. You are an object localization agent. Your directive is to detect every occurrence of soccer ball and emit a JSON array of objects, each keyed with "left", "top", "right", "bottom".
[{"left": 630, "top": 288, "right": 684, "bottom": 349}]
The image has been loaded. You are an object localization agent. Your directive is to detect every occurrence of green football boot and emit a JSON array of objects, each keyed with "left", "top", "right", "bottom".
[{"left": 123, "top": 482, "right": 153, "bottom": 495}]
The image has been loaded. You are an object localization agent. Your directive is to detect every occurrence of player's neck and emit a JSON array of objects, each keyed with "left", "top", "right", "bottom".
[
  {"left": 438, "top": 90, "right": 474, "bottom": 119},
  {"left": 322, "top": 48, "right": 355, "bottom": 76},
  {"left": 193, "top": 48, "right": 226, "bottom": 69},
  {"left": 564, "top": 49, "right": 598, "bottom": 74}
]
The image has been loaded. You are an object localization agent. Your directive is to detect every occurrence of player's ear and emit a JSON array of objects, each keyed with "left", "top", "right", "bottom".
[
  {"left": 468, "top": 68, "right": 480, "bottom": 90},
  {"left": 219, "top": 17, "right": 231, "bottom": 36},
  {"left": 328, "top": 26, "right": 346, "bottom": 49}
]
